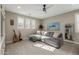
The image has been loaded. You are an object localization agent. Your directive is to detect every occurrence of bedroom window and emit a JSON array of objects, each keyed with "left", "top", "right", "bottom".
[{"left": 17, "top": 17, "right": 24, "bottom": 29}]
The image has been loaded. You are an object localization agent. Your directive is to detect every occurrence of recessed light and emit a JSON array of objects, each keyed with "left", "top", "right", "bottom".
[{"left": 17, "top": 6, "right": 21, "bottom": 9}]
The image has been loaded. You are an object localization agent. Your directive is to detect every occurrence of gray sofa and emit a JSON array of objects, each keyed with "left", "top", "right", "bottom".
[
  {"left": 29, "top": 31, "right": 63, "bottom": 49},
  {"left": 42, "top": 33, "right": 63, "bottom": 49}
]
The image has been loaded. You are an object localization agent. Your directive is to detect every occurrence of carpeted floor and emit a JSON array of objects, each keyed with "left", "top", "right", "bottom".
[{"left": 4, "top": 40, "right": 79, "bottom": 55}]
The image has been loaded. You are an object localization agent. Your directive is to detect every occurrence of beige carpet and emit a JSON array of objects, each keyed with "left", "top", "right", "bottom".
[{"left": 5, "top": 40, "right": 79, "bottom": 55}]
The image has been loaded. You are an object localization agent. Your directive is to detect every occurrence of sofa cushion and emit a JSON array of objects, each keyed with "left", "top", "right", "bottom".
[
  {"left": 36, "top": 31, "right": 41, "bottom": 35},
  {"left": 45, "top": 32, "right": 54, "bottom": 37},
  {"left": 41, "top": 31, "right": 48, "bottom": 35},
  {"left": 53, "top": 32, "right": 60, "bottom": 38}
]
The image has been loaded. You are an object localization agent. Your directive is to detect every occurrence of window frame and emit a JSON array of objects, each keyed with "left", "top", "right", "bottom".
[
  {"left": 17, "top": 16, "right": 24, "bottom": 29},
  {"left": 17, "top": 16, "right": 36, "bottom": 29}
]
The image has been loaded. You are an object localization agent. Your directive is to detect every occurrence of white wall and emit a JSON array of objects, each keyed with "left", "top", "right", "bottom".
[
  {"left": 5, "top": 9, "right": 79, "bottom": 43},
  {"left": 5, "top": 11, "right": 41, "bottom": 43},
  {"left": 43, "top": 9, "right": 79, "bottom": 43},
  {"left": 0, "top": 8, "right": 1, "bottom": 36}
]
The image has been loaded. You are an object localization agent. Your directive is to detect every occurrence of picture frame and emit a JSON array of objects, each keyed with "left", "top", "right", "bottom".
[
  {"left": 10, "top": 19, "right": 14, "bottom": 25},
  {"left": 48, "top": 22, "right": 60, "bottom": 31}
]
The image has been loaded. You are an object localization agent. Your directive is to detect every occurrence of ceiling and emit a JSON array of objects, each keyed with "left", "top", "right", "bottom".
[{"left": 3, "top": 4, "right": 79, "bottom": 19}]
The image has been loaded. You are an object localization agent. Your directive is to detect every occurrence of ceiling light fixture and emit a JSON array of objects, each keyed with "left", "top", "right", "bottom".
[
  {"left": 42, "top": 4, "right": 47, "bottom": 17},
  {"left": 43, "top": 4, "right": 46, "bottom": 12},
  {"left": 17, "top": 6, "right": 21, "bottom": 9}
]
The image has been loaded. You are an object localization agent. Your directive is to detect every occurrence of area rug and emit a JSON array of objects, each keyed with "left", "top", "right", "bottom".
[{"left": 34, "top": 43, "right": 56, "bottom": 52}]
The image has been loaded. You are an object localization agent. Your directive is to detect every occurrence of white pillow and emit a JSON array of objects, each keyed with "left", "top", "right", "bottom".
[
  {"left": 53, "top": 32, "right": 59, "bottom": 38},
  {"left": 43, "top": 31, "right": 47, "bottom": 35},
  {"left": 37, "top": 31, "right": 41, "bottom": 34}
]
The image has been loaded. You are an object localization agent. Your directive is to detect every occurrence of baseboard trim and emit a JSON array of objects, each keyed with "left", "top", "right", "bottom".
[
  {"left": 23, "top": 37, "right": 29, "bottom": 40},
  {"left": 64, "top": 40, "right": 79, "bottom": 45},
  {"left": 5, "top": 41, "right": 13, "bottom": 44}
]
